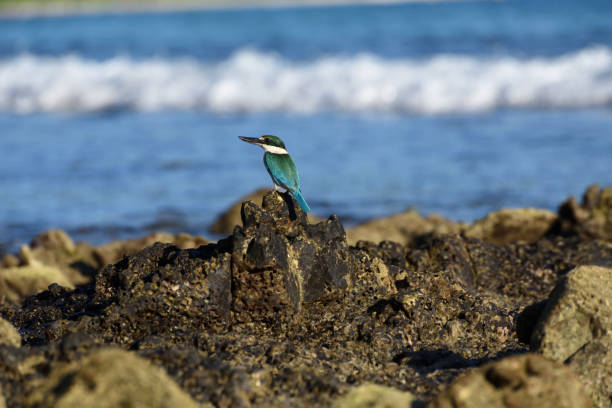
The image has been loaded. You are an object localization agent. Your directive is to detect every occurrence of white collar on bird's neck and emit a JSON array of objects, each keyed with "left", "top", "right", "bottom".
[{"left": 261, "top": 144, "right": 289, "bottom": 155}]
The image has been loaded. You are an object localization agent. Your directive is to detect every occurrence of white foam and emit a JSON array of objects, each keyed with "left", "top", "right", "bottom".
[{"left": 1, "top": 46, "right": 611, "bottom": 114}]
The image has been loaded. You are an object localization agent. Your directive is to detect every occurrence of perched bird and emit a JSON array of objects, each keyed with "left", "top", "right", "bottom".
[{"left": 239, "top": 135, "right": 311, "bottom": 212}]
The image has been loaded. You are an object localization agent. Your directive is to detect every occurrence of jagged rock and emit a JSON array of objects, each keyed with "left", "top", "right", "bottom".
[
  {"left": 210, "top": 188, "right": 323, "bottom": 235},
  {"left": 346, "top": 210, "right": 463, "bottom": 246},
  {"left": 531, "top": 265, "right": 612, "bottom": 362},
  {"left": 464, "top": 208, "right": 557, "bottom": 245},
  {"left": 92, "top": 231, "right": 209, "bottom": 267},
  {"left": 23, "top": 348, "right": 203, "bottom": 408},
  {"left": 429, "top": 353, "right": 592, "bottom": 408},
  {"left": 231, "top": 192, "right": 356, "bottom": 325},
  {"left": 4, "top": 190, "right": 612, "bottom": 407},
  {"left": 90, "top": 241, "right": 233, "bottom": 345},
  {"left": 550, "top": 184, "right": 612, "bottom": 241},
  {"left": 0, "top": 318, "right": 20, "bottom": 347},
  {"left": 0, "top": 230, "right": 209, "bottom": 303},
  {"left": 0, "top": 265, "right": 74, "bottom": 303},
  {"left": 566, "top": 335, "right": 612, "bottom": 408},
  {"left": 331, "top": 383, "right": 422, "bottom": 408}
]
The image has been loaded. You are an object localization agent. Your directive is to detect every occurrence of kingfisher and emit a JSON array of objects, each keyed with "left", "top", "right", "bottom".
[{"left": 239, "top": 135, "right": 311, "bottom": 213}]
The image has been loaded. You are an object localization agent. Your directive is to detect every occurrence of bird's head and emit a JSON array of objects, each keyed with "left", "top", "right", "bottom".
[{"left": 239, "top": 135, "right": 288, "bottom": 153}]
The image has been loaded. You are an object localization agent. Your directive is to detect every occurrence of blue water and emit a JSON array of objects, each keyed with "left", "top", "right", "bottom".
[{"left": 1, "top": 0, "right": 612, "bottom": 252}]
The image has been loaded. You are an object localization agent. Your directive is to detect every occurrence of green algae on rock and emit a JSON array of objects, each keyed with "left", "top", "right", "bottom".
[
  {"left": 429, "top": 353, "right": 593, "bottom": 408},
  {"left": 24, "top": 348, "right": 204, "bottom": 408}
]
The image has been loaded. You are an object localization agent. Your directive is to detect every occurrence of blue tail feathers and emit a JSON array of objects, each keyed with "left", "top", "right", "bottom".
[{"left": 292, "top": 189, "right": 311, "bottom": 213}]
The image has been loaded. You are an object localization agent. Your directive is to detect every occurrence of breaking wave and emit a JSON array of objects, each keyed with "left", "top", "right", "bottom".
[{"left": 1, "top": 46, "right": 612, "bottom": 114}]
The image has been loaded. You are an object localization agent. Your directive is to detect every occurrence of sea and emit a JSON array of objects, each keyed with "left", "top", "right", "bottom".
[{"left": 1, "top": 0, "right": 611, "bottom": 252}]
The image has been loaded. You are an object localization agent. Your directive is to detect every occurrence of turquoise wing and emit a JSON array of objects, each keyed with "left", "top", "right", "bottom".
[{"left": 264, "top": 153, "right": 300, "bottom": 192}]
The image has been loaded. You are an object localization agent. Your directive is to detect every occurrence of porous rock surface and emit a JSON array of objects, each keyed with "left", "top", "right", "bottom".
[
  {"left": 531, "top": 264, "right": 612, "bottom": 407},
  {"left": 532, "top": 265, "right": 612, "bottom": 362},
  {"left": 429, "top": 353, "right": 592, "bottom": 408},
  {"left": 0, "top": 230, "right": 208, "bottom": 302},
  {"left": 566, "top": 335, "right": 612, "bottom": 408},
  {"left": 0, "top": 189, "right": 611, "bottom": 407}
]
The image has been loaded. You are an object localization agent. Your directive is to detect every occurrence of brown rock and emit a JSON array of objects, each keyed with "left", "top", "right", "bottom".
[
  {"left": 210, "top": 188, "right": 323, "bottom": 235},
  {"left": 550, "top": 184, "right": 612, "bottom": 241},
  {"left": 24, "top": 348, "right": 203, "bottom": 408},
  {"left": 0, "top": 264, "right": 74, "bottom": 303},
  {"left": 7, "top": 190, "right": 612, "bottom": 408},
  {"left": 464, "top": 208, "right": 557, "bottom": 245},
  {"left": 92, "top": 231, "right": 209, "bottom": 267},
  {"left": 531, "top": 265, "right": 612, "bottom": 362},
  {"left": 0, "top": 230, "right": 209, "bottom": 302},
  {"left": 0, "top": 318, "right": 20, "bottom": 347},
  {"left": 331, "top": 383, "right": 422, "bottom": 408},
  {"left": 20, "top": 230, "right": 90, "bottom": 285},
  {"left": 210, "top": 188, "right": 269, "bottom": 235},
  {"left": 429, "top": 353, "right": 592, "bottom": 408},
  {"left": 346, "top": 210, "right": 462, "bottom": 246},
  {"left": 566, "top": 335, "right": 612, "bottom": 408}
]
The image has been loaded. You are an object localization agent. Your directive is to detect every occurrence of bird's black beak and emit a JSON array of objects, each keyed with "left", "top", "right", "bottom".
[{"left": 238, "top": 136, "right": 261, "bottom": 145}]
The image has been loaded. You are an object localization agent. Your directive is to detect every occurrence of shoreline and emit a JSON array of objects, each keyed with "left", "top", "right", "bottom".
[{"left": 0, "top": 0, "right": 458, "bottom": 18}]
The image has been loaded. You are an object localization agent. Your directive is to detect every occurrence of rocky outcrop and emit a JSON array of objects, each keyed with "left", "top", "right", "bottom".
[
  {"left": 429, "top": 353, "right": 592, "bottom": 408},
  {"left": 0, "top": 189, "right": 610, "bottom": 407},
  {"left": 92, "top": 231, "right": 209, "bottom": 267},
  {"left": 0, "top": 230, "right": 208, "bottom": 302},
  {"left": 550, "top": 184, "right": 612, "bottom": 241},
  {"left": 347, "top": 207, "right": 558, "bottom": 247}
]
